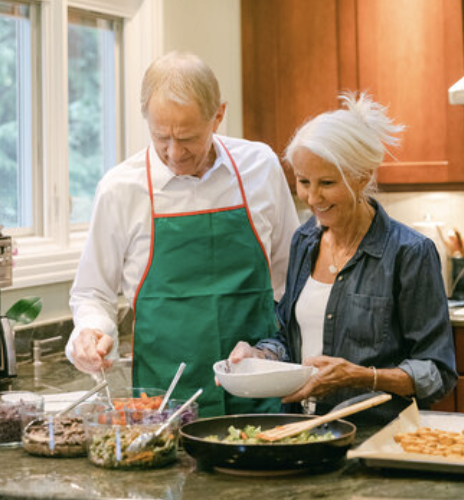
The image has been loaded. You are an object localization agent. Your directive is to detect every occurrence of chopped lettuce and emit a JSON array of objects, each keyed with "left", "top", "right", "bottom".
[{"left": 205, "top": 425, "right": 334, "bottom": 445}]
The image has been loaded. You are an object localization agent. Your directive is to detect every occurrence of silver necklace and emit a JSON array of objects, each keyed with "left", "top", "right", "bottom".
[{"left": 329, "top": 229, "right": 362, "bottom": 275}]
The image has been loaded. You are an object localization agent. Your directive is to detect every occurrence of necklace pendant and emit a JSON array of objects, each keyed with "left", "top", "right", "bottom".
[{"left": 328, "top": 264, "right": 338, "bottom": 275}]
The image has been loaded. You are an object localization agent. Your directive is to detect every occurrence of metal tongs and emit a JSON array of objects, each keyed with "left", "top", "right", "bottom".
[
  {"left": 157, "top": 362, "right": 186, "bottom": 414},
  {"left": 23, "top": 380, "right": 109, "bottom": 432},
  {"left": 126, "top": 388, "right": 203, "bottom": 453}
]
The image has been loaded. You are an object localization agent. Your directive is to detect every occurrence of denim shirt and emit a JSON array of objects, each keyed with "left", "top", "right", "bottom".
[{"left": 258, "top": 199, "right": 457, "bottom": 421}]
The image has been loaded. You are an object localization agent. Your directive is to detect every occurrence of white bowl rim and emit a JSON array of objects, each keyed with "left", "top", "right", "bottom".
[{"left": 213, "top": 358, "right": 315, "bottom": 377}]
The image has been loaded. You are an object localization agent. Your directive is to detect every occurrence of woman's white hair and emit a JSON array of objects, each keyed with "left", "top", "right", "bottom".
[
  {"left": 141, "top": 51, "right": 222, "bottom": 121},
  {"left": 285, "top": 91, "right": 404, "bottom": 199}
]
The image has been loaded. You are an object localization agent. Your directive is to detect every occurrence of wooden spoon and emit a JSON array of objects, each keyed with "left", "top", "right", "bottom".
[{"left": 258, "top": 393, "right": 392, "bottom": 442}]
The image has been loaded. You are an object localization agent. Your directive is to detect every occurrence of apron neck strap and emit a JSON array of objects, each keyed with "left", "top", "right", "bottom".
[
  {"left": 216, "top": 137, "right": 248, "bottom": 206},
  {"left": 145, "top": 147, "right": 155, "bottom": 218}
]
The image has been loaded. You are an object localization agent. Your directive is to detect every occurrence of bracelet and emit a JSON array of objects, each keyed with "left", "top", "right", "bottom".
[{"left": 369, "top": 366, "right": 378, "bottom": 391}]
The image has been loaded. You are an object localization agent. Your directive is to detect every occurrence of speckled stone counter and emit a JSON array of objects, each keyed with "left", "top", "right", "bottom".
[
  {"left": 0, "top": 354, "right": 463, "bottom": 499},
  {"left": 1, "top": 429, "right": 464, "bottom": 500}
]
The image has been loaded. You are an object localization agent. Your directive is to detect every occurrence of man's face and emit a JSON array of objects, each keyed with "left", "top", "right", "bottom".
[{"left": 147, "top": 97, "right": 225, "bottom": 178}]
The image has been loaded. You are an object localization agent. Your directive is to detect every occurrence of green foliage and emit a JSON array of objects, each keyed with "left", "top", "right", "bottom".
[
  {"left": 5, "top": 296, "right": 42, "bottom": 325},
  {"left": 68, "top": 22, "right": 104, "bottom": 219},
  {"left": 0, "top": 15, "right": 112, "bottom": 227},
  {"left": 0, "top": 17, "right": 19, "bottom": 227}
]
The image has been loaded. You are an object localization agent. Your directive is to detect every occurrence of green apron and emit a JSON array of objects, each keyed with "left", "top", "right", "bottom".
[{"left": 132, "top": 141, "right": 280, "bottom": 417}]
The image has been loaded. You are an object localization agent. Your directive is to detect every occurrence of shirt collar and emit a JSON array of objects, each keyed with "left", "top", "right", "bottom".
[
  {"left": 358, "top": 198, "right": 391, "bottom": 259},
  {"left": 299, "top": 198, "right": 391, "bottom": 260},
  {"left": 148, "top": 135, "right": 235, "bottom": 191}
]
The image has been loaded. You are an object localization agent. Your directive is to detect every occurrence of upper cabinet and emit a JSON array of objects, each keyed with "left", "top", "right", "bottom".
[{"left": 241, "top": 0, "right": 464, "bottom": 189}]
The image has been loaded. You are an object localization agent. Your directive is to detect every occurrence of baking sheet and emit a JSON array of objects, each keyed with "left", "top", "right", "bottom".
[{"left": 347, "top": 400, "right": 464, "bottom": 474}]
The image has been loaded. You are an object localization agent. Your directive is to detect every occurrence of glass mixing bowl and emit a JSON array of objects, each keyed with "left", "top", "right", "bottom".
[{"left": 84, "top": 409, "right": 180, "bottom": 469}]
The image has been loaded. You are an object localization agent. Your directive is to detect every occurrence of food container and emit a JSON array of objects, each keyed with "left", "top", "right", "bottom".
[
  {"left": 21, "top": 401, "right": 109, "bottom": 458},
  {"left": 213, "top": 358, "right": 316, "bottom": 398},
  {"left": 84, "top": 410, "right": 180, "bottom": 469},
  {"left": 0, "top": 391, "right": 43, "bottom": 447},
  {"left": 167, "top": 399, "right": 199, "bottom": 427},
  {"left": 110, "top": 387, "right": 166, "bottom": 412},
  {"left": 181, "top": 414, "right": 356, "bottom": 472}
]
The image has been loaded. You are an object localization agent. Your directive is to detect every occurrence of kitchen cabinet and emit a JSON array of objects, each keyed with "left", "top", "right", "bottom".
[
  {"left": 432, "top": 324, "right": 464, "bottom": 412},
  {"left": 241, "top": 0, "right": 464, "bottom": 190}
]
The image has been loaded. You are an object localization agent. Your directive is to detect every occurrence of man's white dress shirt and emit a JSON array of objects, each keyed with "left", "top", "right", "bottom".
[{"left": 66, "top": 135, "right": 300, "bottom": 360}]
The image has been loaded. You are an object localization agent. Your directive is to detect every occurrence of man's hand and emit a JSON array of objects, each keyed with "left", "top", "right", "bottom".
[{"left": 72, "top": 328, "right": 114, "bottom": 374}]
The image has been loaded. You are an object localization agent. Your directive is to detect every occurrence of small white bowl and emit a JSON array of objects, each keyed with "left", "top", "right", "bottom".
[{"left": 214, "top": 358, "right": 316, "bottom": 398}]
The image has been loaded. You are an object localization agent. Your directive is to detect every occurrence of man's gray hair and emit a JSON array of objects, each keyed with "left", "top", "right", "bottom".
[{"left": 141, "top": 51, "right": 222, "bottom": 121}]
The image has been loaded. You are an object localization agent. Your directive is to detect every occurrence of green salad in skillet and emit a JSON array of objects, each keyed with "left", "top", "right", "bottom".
[{"left": 206, "top": 425, "right": 334, "bottom": 445}]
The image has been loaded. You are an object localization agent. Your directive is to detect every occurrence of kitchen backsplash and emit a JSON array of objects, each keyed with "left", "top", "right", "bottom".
[
  {"left": 14, "top": 307, "right": 134, "bottom": 363},
  {"left": 294, "top": 191, "right": 464, "bottom": 234}
]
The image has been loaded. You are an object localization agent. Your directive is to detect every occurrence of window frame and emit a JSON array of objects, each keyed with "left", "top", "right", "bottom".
[
  {"left": 4, "top": 0, "right": 161, "bottom": 289},
  {"left": 67, "top": 7, "right": 124, "bottom": 229}
]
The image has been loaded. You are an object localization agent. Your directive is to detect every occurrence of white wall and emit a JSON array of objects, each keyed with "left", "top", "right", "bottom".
[{"left": 162, "top": 0, "right": 242, "bottom": 138}]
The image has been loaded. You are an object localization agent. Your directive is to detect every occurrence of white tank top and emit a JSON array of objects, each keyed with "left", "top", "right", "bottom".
[{"left": 295, "top": 275, "right": 332, "bottom": 362}]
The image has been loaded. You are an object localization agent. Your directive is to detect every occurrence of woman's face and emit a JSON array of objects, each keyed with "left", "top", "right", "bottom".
[{"left": 293, "top": 148, "right": 364, "bottom": 229}]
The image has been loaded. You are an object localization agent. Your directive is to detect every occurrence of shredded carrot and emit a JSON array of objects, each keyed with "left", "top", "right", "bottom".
[
  {"left": 125, "top": 450, "right": 154, "bottom": 464},
  {"left": 108, "top": 395, "right": 163, "bottom": 424}
]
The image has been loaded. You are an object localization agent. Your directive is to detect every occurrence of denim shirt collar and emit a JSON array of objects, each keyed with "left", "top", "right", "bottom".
[{"left": 298, "top": 198, "right": 391, "bottom": 261}]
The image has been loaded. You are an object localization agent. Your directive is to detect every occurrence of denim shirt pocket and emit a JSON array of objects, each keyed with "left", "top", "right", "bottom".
[{"left": 344, "top": 293, "right": 390, "bottom": 356}]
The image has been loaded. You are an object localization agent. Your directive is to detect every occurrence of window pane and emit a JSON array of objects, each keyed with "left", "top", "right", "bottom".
[
  {"left": 68, "top": 10, "right": 121, "bottom": 224},
  {"left": 0, "top": 2, "right": 33, "bottom": 230}
]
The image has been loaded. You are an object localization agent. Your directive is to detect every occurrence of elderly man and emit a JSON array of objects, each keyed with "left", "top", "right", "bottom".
[{"left": 66, "top": 52, "right": 299, "bottom": 417}]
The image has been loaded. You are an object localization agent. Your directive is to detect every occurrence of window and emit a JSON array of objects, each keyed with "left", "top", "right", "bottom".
[
  {"left": 0, "top": 0, "right": 158, "bottom": 289},
  {"left": 68, "top": 9, "right": 122, "bottom": 225},
  {"left": 0, "top": 1, "right": 37, "bottom": 232},
  {"left": 0, "top": 2, "right": 123, "bottom": 232}
]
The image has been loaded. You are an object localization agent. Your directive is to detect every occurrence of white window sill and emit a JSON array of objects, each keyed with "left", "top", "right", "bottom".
[{"left": 6, "top": 232, "right": 86, "bottom": 289}]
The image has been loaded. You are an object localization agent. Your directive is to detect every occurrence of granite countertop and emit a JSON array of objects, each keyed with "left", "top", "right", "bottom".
[
  {"left": 450, "top": 309, "right": 464, "bottom": 326},
  {"left": 0, "top": 354, "right": 463, "bottom": 499}
]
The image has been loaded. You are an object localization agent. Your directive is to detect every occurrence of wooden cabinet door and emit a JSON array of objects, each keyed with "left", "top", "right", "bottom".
[
  {"left": 241, "top": 0, "right": 341, "bottom": 185},
  {"left": 354, "top": 0, "right": 464, "bottom": 186},
  {"left": 241, "top": 0, "right": 464, "bottom": 189}
]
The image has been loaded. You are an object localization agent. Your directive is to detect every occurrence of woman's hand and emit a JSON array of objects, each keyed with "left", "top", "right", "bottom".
[
  {"left": 228, "top": 341, "right": 264, "bottom": 364},
  {"left": 215, "top": 341, "right": 267, "bottom": 387},
  {"left": 281, "top": 355, "right": 364, "bottom": 403},
  {"left": 72, "top": 328, "right": 114, "bottom": 374}
]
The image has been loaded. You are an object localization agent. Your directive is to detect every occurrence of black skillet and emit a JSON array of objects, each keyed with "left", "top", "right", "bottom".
[{"left": 180, "top": 413, "right": 356, "bottom": 471}]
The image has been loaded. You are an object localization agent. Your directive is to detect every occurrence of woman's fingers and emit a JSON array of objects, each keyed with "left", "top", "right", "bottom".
[
  {"left": 282, "top": 356, "right": 351, "bottom": 402},
  {"left": 228, "top": 341, "right": 255, "bottom": 363}
]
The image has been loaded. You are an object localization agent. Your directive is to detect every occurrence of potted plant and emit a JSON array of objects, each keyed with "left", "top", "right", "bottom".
[{"left": 0, "top": 297, "right": 42, "bottom": 378}]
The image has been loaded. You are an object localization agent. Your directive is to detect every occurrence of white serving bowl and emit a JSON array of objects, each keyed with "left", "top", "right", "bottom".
[{"left": 214, "top": 358, "right": 316, "bottom": 398}]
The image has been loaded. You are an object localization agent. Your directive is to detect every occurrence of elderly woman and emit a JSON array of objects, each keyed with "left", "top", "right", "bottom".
[{"left": 230, "top": 92, "right": 457, "bottom": 422}]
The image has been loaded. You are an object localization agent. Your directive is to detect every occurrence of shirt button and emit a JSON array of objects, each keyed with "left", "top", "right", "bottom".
[
  {"left": 337, "top": 275, "right": 344, "bottom": 282},
  {"left": 327, "top": 313, "right": 333, "bottom": 320}
]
